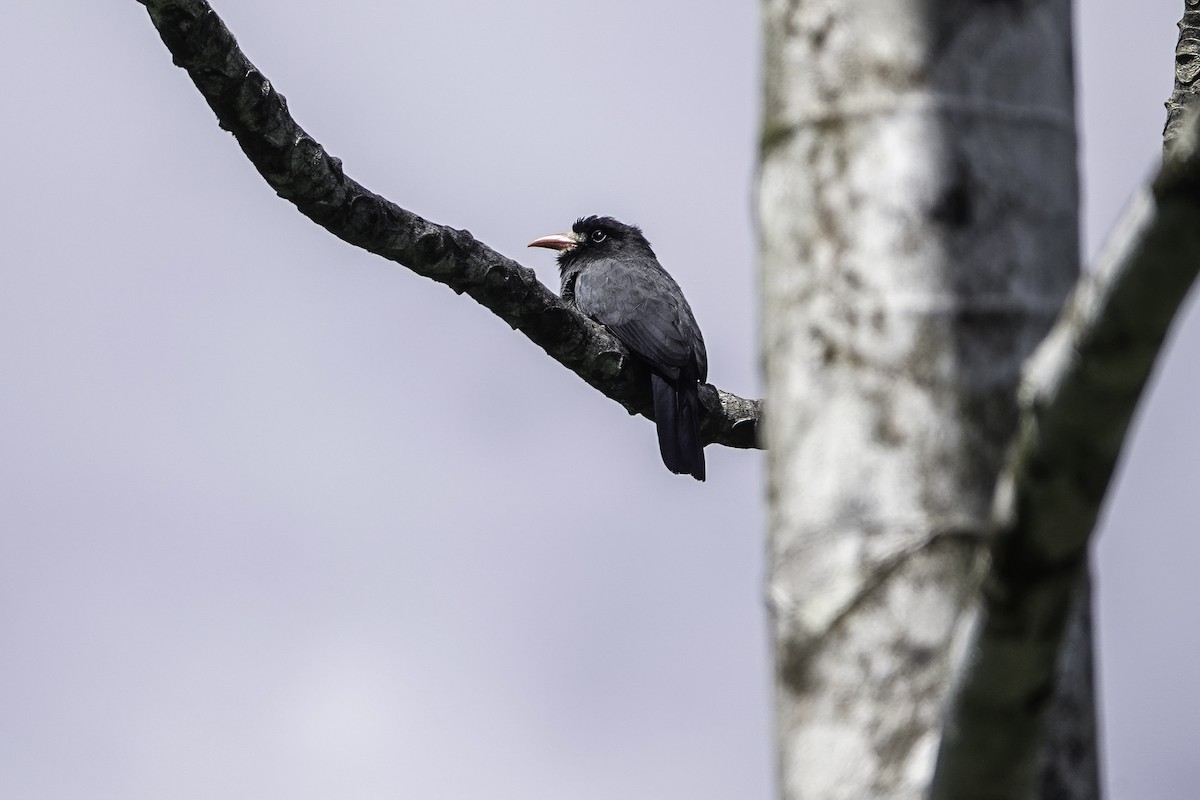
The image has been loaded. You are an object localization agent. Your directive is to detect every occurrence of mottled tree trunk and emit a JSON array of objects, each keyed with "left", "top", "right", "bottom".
[{"left": 758, "top": 2, "right": 1080, "bottom": 798}]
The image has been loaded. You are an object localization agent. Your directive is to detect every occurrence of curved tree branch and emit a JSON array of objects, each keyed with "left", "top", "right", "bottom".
[
  {"left": 931, "top": 8, "right": 1200, "bottom": 796},
  {"left": 135, "top": 0, "right": 762, "bottom": 450}
]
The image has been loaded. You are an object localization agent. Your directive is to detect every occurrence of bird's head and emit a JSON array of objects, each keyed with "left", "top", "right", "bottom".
[{"left": 528, "top": 215, "right": 654, "bottom": 268}]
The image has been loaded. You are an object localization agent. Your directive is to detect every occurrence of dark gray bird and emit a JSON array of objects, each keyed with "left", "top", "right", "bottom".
[{"left": 529, "top": 216, "right": 708, "bottom": 481}]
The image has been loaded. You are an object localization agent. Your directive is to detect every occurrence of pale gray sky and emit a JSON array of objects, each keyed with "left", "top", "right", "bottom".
[{"left": 0, "top": 2, "right": 1193, "bottom": 798}]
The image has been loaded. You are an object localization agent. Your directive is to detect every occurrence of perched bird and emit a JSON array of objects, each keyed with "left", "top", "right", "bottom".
[{"left": 529, "top": 216, "right": 708, "bottom": 481}]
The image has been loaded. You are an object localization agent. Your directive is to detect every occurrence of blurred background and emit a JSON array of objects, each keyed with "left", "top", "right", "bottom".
[{"left": 0, "top": 2, "right": 1193, "bottom": 798}]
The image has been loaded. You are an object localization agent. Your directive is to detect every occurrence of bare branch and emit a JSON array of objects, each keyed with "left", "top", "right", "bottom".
[
  {"left": 134, "top": 0, "right": 762, "bottom": 450},
  {"left": 1163, "top": 2, "right": 1200, "bottom": 146},
  {"left": 931, "top": 12, "right": 1200, "bottom": 795}
]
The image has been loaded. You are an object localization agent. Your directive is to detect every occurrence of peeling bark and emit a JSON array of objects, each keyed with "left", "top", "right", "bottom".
[{"left": 134, "top": 0, "right": 761, "bottom": 450}]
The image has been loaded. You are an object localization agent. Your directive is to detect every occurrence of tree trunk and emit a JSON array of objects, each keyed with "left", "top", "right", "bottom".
[{"left": 758, "top": 3, "right": 1080, "bottom": 798}]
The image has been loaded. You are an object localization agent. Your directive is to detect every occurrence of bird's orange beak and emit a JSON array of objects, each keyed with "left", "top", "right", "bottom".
[{"left": 527, "top": 232, "right": 580, "bottom": 251}]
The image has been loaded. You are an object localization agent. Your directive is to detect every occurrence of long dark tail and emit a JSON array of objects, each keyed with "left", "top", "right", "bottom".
[{"left": 651, "top": 371, "right": 705, "bottom": 481}]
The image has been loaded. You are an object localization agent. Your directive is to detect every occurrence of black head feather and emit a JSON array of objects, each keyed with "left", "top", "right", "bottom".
[{"left": 558, "top": 216, "right": 656, "bottom": 270}]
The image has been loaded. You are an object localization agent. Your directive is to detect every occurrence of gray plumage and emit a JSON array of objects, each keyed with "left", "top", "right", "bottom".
[{"left": 548, "top": 216, "right": 708, "bottom": 480}]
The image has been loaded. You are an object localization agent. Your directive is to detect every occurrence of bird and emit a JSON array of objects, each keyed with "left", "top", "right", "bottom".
[{"left": 529, "top": 216, "right": 708, "bottom": 481}]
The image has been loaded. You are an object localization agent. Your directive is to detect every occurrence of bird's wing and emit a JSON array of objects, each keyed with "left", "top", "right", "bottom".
[{"left": 574, "top": 256, "right": 695, "bottom": 375}]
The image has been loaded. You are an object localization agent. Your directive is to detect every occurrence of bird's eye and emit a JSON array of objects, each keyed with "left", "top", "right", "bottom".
[{"left": 590, "top": 230, "right": 607, "bottom": 243}]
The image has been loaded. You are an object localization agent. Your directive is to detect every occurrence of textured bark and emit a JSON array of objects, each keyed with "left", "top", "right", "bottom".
[
  {"left": 134, "top": 0, "right": 761, "bottom": 450},
  {"left": 1164, "top": 0, "right": 1200, "bottom": 146},
  {"left": 137, "top": 0, "right": 1200, "bottom": 796},
  {"left": 759, "top": 2, "right": 1079, "bottom": 798},
  {"left": 931, "top": 58, "right": 1200, "bottom": 798}
]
